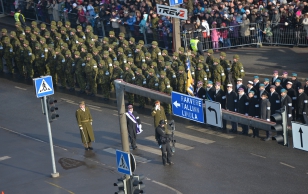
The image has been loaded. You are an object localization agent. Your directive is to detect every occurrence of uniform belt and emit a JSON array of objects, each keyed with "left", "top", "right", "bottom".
[{"left": 81, "top": 120, "right": 89, "bottom": 122}]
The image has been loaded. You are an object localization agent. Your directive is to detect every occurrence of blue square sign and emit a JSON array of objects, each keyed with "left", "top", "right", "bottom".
[
  {"left": 116, "top": 150, "right": 131, "bottom": 175},
  {"left": 171, "top": 91, "right": 204, "bottom": 123},
  {"left": 169, "top": 0, "right": 183, "bottom": 6},
  {"left": 34, "top": 76, "right": 54, "bottom": 98}
]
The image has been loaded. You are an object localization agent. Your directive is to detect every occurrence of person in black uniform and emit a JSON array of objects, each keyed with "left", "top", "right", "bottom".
[
  {"left": 304, "top": 78, "right": 308, "bottom": 96},
  {"left": 274, "top": 79, "right": 283, "bottom": 94},
  {"left": 225, "top": 84, "right": 238, "bottom": 133},
  {"left": 286, "top": 81, "right": 297, "bottom": 121},
  {"left": 258, "top": 84, "right": 269, "bottom": 101},
  {"left": 235, "top": 78, "right": 246, "bottom": 93},
  {"left": 248, "top": 91, "right": 260, "bottom": 138},
  {"left": 246, "top": 81, "right": 257, "bottom": 99},
  {"left": 205, "top": 81, "right": 216, "bottom": 101},
  {"left": 290, "top": 73, "right": 302, "bottom": 91},
  {"left": 297, "top": 86, "right": 308, "bottom": 124},
  {"left": 260, "top": 93, "right": 271, "bottom": 141},
  {"left": 253, "top": 75, "right": 260, "bottom": 93},
  {"left": 280, "top": 89, "right": 293, "bottom": 126},
  {"left": 126, "top": 105, "right": 142, "bottom": 150},
  {"left": 237, "top": 88, "right": 249, "bottom": 135},
  {"left": 264, "top": 78, "right": 271, "bottom": 93},
  {"left": 155, "top": 120, "right": 173, "bottom": 166},
  {"left": 280, "top": 72, "right": 289, "bottom": 89},
  {"left": 271, "top": 70, "right": 279, "bottom": 85},
  {"left": 194, "top": 81, "right": 206, "bottom": 102},
  {"left": 268, "top": 85, "right": 281, "bottom": 115},
  {"left": 214, "top": 82, "right": 227, "bottom": 130}
]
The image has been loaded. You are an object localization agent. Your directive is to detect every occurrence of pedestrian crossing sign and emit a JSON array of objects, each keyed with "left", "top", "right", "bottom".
[
  {"left": 33, "top": 76, "right": 54, "bottom": 98},
  {"left": 116, "top": 149, "right": 132, "bottom": 175}
]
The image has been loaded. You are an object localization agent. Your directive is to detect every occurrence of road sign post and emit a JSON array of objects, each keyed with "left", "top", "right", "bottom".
[
  {"left": 171, "top": 91, "right": 204, "bottom": 123},
  {"left": 204, "top": 100, "right": 222, "bottom": 128},
  {"left": 33, "top": 76, "right": 59, "bottom": 178},
  {"left": 116, "top": 150, "right": 132, "bottom": 175},
  {"left": 292, "top": 122, "right": 308, "bottom": 151}
]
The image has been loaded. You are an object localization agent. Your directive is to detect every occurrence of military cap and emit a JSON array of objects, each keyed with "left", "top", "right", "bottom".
[
  {"left": 31, "top": 21, "right": 37, "bottom": 25},
  {"left": 152, "top": 41, "right": 158, "bottom": 46},
  {"left": 227, "top": 84, "right": 233, "bottom": 87},
  {"left": 283, "top": 72, "right": 288, "bottom": 75},
  {"left": 97, "top": 46, "right": 102, "bottom": 51},
  {"left": 151, "top": 62, "right": 157, "bottom": 67},
  {"left": 78, "top": 38, "right": 84, "bottom": 43},
  {"left": 198, "top": 56, "right": 204, "bottom": 61},
  {"left": 114, "top": 61, "right": 119, "bottom": 66},
  {"left": 128, "top": 58, "right": 134, "bottom": 62},
  {"left": 270, "top": 85, "right": 276, "bottom": 89},
  {"left": 77, "top": 25, "right": 82, "bottom": 30},
  {"left": 160, "top": 71, "right": 166, "bottom": 76},
  {"left": 275, "top": 79, "right": 281, "bottom": 83},
  {"left": 247, "top": 81, "right": 253, "bottom": 85},
  {"left": 103, "top": 51, "right": 109, "bottom": 55},
  {"left": 287, "top": 81, "right": 293, "bottom": 85},
  {"left": 138, "top": 40, "right": 144, "bottom": 45},
  {"left": 62, "top": 43, "right": 68, "bottom": 48},
  {"left": 136, "top": 68, "right": 142, "bottom": 74},
  {"left": 50, "top": 25, "right": 57, "bottom": 30},
  {"left": 65, "top": 50, "right": 71, "bottom": 55},
  {"left": 1, "top": 28, "right": 7, "bottom": 33},
  {"left": 129, "top": 37, "right": 135, "bottom": 42},
  {"left": 162, "top": 50, "right": 168, "bottom": 55},
  {"left": 148, "top": 69, "right": 155, "bottom": 73},
  {"left": 57, "top": 21, "right": 63, "bottom": 26},
  {"left": 281, "top": 89, "right": 287, "bottom": 93},
  {"left": 145, "top": 52, "right": 151, "bottom": 57},
  {"left": 23, "top": 40, "right": 29, "bottom": 45},
  {"left": 208, "top": 81, "right": 213, "bottom": 85},
  {"left": 109, "top": 44, "right": 114, "bottom": 49},
  {"left": 71, "top": 28, "right": 76, "bottom": 33},
  {"left": 254, "top": 75, "right": 259, "bottom": 79},
  {"left": 92, "top": 48, "right": 99, "bottom": 53},
  {"left": 51, "top": 21, "right": 56, "bottom": 26},
  {"left": 109, "top": 31, "right": 115, "bottom": 35},
  {"left": 249, "top": 91, "right": 255, "bottom": 94},
  {"left": 178, "top": 66, "right": 185, "bottom": 71},
  {"left": 55, "top": 48, "right": 61, "bottom": 52},
  {"left": 44, "top": 31, "right": 50, "bottom": 36},
  {"left": 299, "top": 86, "right": 304, "bottom": 90},
  {"left": 103, "top": 37, "right": 109, "bottom": 41},
  {"left": 74, "top": 51, "right": 80, "bottom": 56},
  {"left": 40, "top": 23, "right": 46, "bottom": 28},
  {"left": 34, "top": 28, "right": 40, "bottom": 33},
  {"left": 86, "top": 25, "right": 92, "bottom": 30},
  {"left": 65, "top": 21, "right": 71, "bottom": 26},
  {"left": 86, "top": 53, "right": 92, "bottom": 58},
  {"left": 60, "top": 27, "right": 66, "bottom": 32},
  {"left": 30, "top": 34, "right": 36, "bottom": 39},
  {"left": 197, "top": 63, "right": 203, "bottom": 68},
  {"left": 238, "top": 78, "right": 243, "bottom": 81},
  {"left": 173, "top": 52, "right": 179, "bottom": 57},
  {"left": 259, "top": 84, "right": 265, "bottom": 87},
  {"left": 207, "top": 49, "right": 214, "bottom": 54},
  {"left": 191, "top": 51, "right": 197, "bottom": 56},
  {"left": 3, "top": 37, "right": 9, "bottom": 43},
  {"left": 264, "top": 78, "right": 269, "bottom": 82},
  {"left": 165, "top": 62, "right": 171, "bottom": 67},
  {"left": 35, "top": 43, "right": 40, "bottom": 47},
  {"left": 10, "top": 31, "right": 16, "bottom": 36},
  {"left": 179, "top": 47, "right": 184, "bottom": 52},
  {"left": 119, "top": 32, "right": 125, "bottom": 37},
  {"left": 158, "top": 55, "right": 164, "bottom": 61},
  {"left": 124, "top": 63, "right": 130, "bottom": 68},
  {"left": 220, "top": 52, "right": 226, "bottom": 57},
  {"left": 48, "top": 44, "right": 54, "bottom": 49},
  {"left": 233, "top": 54, "right": 240, "bottom": 59},
  {"left": 118, "top": 47, "right": 123, "bottom": 52},
  {"left": 25, "top": 26, "right": 31, "bottom": 31},
  {"left": 213, "top": 58, "right": 220, "bottom": 63},
  {"left": 292, "top": 73, "right": 297, "bottom": 77},
  {"left": 141, "top": 63, "right": 147, "bottom": 68},
  {"left": 15, "top": 21, "right": 21, "bottom": 26},
  {"left": 123, "top": 40, "right": 128, "bottom": 46},
  {"left": 136, "top": 45, "right": 141, "bottom": 50}
]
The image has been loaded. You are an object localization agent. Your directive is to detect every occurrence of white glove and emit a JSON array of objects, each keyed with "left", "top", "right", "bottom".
[
  {"left": 266, "top": 119, "right": 270, "bottom": 121},
  {"left": 255, "top": 116, "right": 259, "bottom": 118},
  {"left": 288, "top": 114, "right": 292, "bottom": 118},
  {"left": 139, "top": 124, "right": 142, "bottom": 128},
  {"left": 80, "top": 127, "right": 83, "bottom": 130},
  {"left": 234, "top": 109, "right": 237, "bottom": 112},
  {"left": 91, "top": 122, "right": 92, "bottom": 125},
  {"left": 245, "top": 113, "right": 248, "bottom": 116},
  {"left": 303, "top": 112, "right": 306, "bottom": 115}
]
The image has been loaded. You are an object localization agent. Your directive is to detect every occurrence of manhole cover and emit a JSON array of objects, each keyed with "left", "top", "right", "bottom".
[{"left": 58, "top": 158, "right": 85, "bottom": 170}]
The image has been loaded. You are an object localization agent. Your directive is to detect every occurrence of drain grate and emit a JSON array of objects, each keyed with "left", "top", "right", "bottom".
[{"left": 58, "top": 158, "right": 85, "bottom": 170}]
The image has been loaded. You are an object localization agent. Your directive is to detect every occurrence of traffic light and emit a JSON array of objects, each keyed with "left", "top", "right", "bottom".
[
  {"left": 46, "top": 96, "right": 59, "bottom": 122},
  {"left": 270, "top": 106, "right": 288, "bottom": 146},
  {"left": 114, "top": 177, "right": 127, "bottom": 194},
  {"left": 131, "top": 175, "right": 145, "bottom": 194}
]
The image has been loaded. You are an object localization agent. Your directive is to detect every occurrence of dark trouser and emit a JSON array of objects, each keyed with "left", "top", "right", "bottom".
[
  {"left": 161, "top": 143, "right": 172, "bottom": 165},
  {"left": 266, "top": 130, "right": 272, "bottom": 138},
  {"left": 223, "top": 120, "right": 237, "bottom": 131},
  {"left": 241, "top": 124, "right": 249, "bottom": 135},
  {"left": 128, "top": 129, "right": 137, "bottom": 148},
  {"left": 252, "top": 127, "right": 259, "bottom": 137}
]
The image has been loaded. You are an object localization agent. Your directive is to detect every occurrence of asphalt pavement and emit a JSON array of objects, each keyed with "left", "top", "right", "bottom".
[{"left": 1, "top": 75, "right": 308, "bottom": 194}]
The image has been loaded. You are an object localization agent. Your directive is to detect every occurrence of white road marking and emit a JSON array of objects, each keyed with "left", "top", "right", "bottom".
[
  {"left": 15, "top": 86, "right": 27, "bottom": 90},
  {"left": 0, "top": 156, "right": 11, "bottom": 161},
  {"left": 137, "top": 144, "right": 162, "bottom": 155},
  {"left": 89, "top": 108, "right": 102, "bottom": 112},
  {"left": 142, "top": 122, "right": 152, "bottom": 126},
  {"left": 103, "top": 148, "right": 150, "bottom": 163},
  {"left": 45, "top": 181, "right": 75, "bottom": 194},
  {"left": 152, "top": 180, "right": 183, "bottom": 194},
  {"left": 186, "top": 125, "right": 235, "bottom": 139},
  {"left": 175, "top": 131, "right": 215, "bottom": 144},
  {"left": 0, "top": 126, "right": 67, "bottom": 151},
  {"left": 66, "top": 101, "right": 79, "bottom": 105},
  {"left": 145, "top": 136, "right": 194, "bottom": 151},
  {"left": 250, "top": 153, "right": 266, "bottom": 159},
  {"left": 113, "top": 114, "right": 118, "bottom": 116},
  {"left": 86, "top": 104, "right": 101, "bottom": 109},
  {"left": 280, "top": 162, "right": 295, "bottom": 169}
]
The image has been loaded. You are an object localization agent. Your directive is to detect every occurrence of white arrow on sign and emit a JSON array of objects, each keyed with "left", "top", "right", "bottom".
[{"left": 173, "top": 101, "right": 180, "bottom": 108}]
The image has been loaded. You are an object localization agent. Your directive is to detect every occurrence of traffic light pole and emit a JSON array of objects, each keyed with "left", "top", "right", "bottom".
[
  {"left": 115, "top": 82, "right": 132, "bottom": 193},
  {"left": 43, "top": 95, "right": 59, "bottom": 178}
]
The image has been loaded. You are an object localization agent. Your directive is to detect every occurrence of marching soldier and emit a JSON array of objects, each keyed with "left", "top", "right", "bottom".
[
  {"left": 206, "top": 49, "right": 214, "bottom": 67},
  {"left": 274, "top": 79, "right": 283, "bottom": 93},
  {"left": 76, "top": 101, "right": 95, "bottom": 150},
  {"left": 3, "top": 37, "right": 14, "bottom": 74},
  {"left": 211, "top": 58, "right": 226, "bottom": 90},
  {"left": 231, "top": 55, "right": 245, "bottom": 84},
  {"left": 85, "top": 53, "right": 98, "bottom": 96},
  {"left": 220, "top": 52, "right": 231, "bottom": 88},
  {"left": 195, "top": 63, "right": 208, "bottom": 88},
  {"left": 150, "top": 41, "right": 161, "bottom": 62},
  {"left": 123, "top": 64, "right": 135, "bottom": 105},
  {"left": 64, "top": 50, "right": 75, "bottom": 91},
  {"left": 97, "top": 60, "right": 111, "bottom": 101},
  {"left": 74, "top": 51, "right": 87, "bottom": 94},
  {"left": 23, "top": 40, "right": 35, "bottom": 79},
  {"left": 158, "top": 71, "right": 172, "bottom": 115},
  {"left": 176, "top": 66, "right": 187, "bottom": 94},
  {"left": 135, "top": 68, "right": 146, "bottom": 108}
]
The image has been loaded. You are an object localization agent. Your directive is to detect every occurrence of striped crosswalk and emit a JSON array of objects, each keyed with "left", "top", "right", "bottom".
[
  {"left": 186, "top": 125, "right": 235, "bottom": 139},
  {"left": 0, "top": 156, "right": 11, "bottom": 161},
  {"left": 145, "top": 136, "right": 194, "bottom": 151}
]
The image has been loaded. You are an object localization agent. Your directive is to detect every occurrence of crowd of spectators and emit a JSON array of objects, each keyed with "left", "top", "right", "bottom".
[{"left": 7, "top": 0, "right": 308, "bottom": 49}]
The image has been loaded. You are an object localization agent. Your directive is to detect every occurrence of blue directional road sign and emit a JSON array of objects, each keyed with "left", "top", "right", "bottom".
[
  {"left": 34, "top": 76, "right": 54, "bottom": 98},
  {"left": 169, "top": 0, "right": 183, "bottom": 6},
  {"left": 171, "top": 91, "right": 204, "bottom": 123},
  {"left": 116, "top": 150, "right": 132, "bottom": 175}
]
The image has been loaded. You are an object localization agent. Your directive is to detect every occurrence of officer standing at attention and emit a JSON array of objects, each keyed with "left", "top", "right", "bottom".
[
  {"left": 190, "top": 34, "right": 204, "bottom": 56},
  {"left": 126, "top": 105, "right": 142, "bottom": 150},
  {"left": 155, "top": 120, "right": 174, "bottom": 166},
  {"left": 76, "top": 101, "right": 95, "bottom": 150}
]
